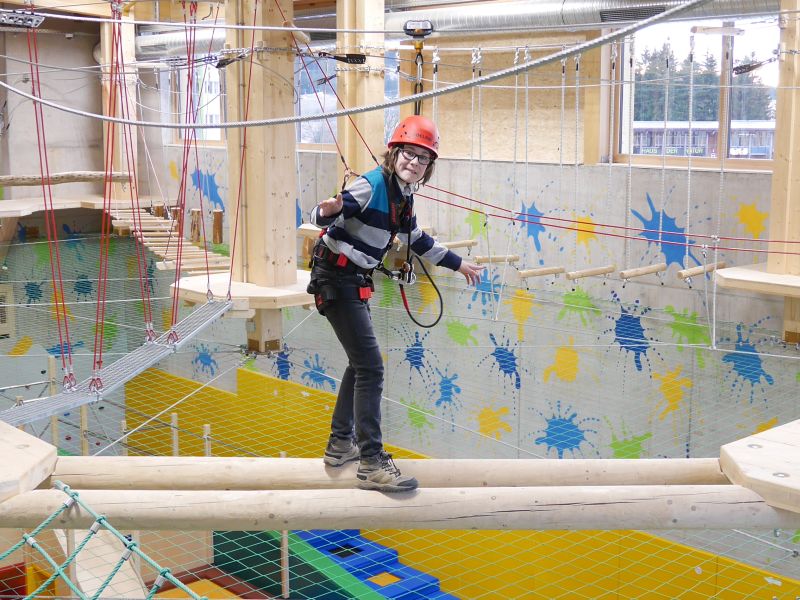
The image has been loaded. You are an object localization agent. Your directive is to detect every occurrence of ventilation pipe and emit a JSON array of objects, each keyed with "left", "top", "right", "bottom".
[{"left": 136, "top": 0, "right": 779, "bottom": 61}]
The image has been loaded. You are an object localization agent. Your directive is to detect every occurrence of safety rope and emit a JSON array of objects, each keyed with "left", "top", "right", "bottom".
[
  {"left": 24, "top": 0, "right": 76, "bottom": 390},
  {"left": 0, "top": 482, "right": 205, "bottom": 600}
]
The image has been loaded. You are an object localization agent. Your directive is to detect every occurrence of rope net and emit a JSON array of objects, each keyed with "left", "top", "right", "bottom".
[{"left": 1, "top": 9, "right": 800, "bottom": 600}]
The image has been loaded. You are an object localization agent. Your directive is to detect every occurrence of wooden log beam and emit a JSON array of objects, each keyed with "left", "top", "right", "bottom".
[
  {"left": 678, "top": 261, "right": 726, "bottom": 280},
  {"left": 2, "top": 485, "right": 797, "bottom": 531},
  {"left": 566, "top": 264, "right": 616, "bottom": 280},
  {"left": 619, "top": 263, "right": 667, "bottom": 280},
  {"left": 0, "top": 172, "right": 130, "bottom": 186},
  {"left": 49, "top": 456, "right": 729, "bottom": 490}
]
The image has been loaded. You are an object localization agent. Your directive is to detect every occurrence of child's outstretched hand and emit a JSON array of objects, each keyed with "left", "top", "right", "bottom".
[
  {"left": 317, "top": 193, "right": 343, "bottom": 218},
  {"left": 458, "top": 261, "right": 485, "bottom": 286}
]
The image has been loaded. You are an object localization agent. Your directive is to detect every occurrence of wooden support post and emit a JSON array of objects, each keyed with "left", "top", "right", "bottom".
[
  {"left": 171, "top": 413, "right": 179, "bottom": 457},
  {"left": 203, "top": 424, "right": 212, "bottom": 457},
  {"left": 769, "top": 0, "right": 800, "bottom": 341},
  {"left": 212, "top": 209, "right": 223, "bottom": 244},
  {"left": 189, "top": 208, "right": 202, "bottom": 243},
  {"left": 337, "top": 0, "right": 386, "bottom": 177},
  {"left": 153, "top": 205, "right": 165, "bottom": 218},
  {"left": 80, "top": 405, "right": 89, "bottom": 456},
  {"left": 121, "top": 420, "right": 128, "bottom": 457}
]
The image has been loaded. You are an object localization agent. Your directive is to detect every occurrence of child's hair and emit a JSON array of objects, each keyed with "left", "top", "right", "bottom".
[{"left": 381, "top": 145, "right": 436, "bottom": 185}]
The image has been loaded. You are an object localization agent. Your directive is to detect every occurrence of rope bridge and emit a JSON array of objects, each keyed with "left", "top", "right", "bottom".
[{"left": 0, "top": 299, "right": 232, "bottom": 427}]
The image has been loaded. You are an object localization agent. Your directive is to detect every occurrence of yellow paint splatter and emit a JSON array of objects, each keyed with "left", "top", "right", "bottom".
[
  {"left": 654, "top": 365, "right": 693, "bottom": 420},
  {"left": 477, "top": 404, "right": 512, "bottom": 440},
  {"left": 575, "top": 214, "right": 598, "bottom": 247},
  {"left": 504, "top": 288, "right": 537, "bottom": 340},
  {"left": 543, "top": 336, "right": 579, "bottom": 382},
  {"left": 169, "top": 160, "right": 179, "bottom": 181},
  {"left": 754, "top": 417, "right": 777, "bottom": 434},
  {"left": 416, "top": 281, "right": 440, "bottom": 314},
  {"left": 50, "top": 290, "right": 73, "bottom": 322},
  {"left": 735, "top": 202, "right": 768, "bottom": 239},
  {"left": 8, "top": 336, "right": 33, "bottom": 356},
  {"left": 161, "top": 308, "right": 173, "bottom": 332}
]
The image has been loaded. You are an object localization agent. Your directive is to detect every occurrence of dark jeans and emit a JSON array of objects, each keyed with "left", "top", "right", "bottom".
[{"left": 311, "top": 262, "right": 384, "bottom": 458}]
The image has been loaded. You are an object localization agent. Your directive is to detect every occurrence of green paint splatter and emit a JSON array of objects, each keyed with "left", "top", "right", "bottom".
[
  {"left": 664, "top": 305, "right": 711, "bottom": 369},
  {"left": 465, "top": 211, "right": 486, "bottom": 239},
  {"left": 404, "top": 399, "right": 435, "bottom": 436},
  {"left": 34, "top": 242, "right": 52, "bottom": 267},
  {"left": 445, "top": 319, "right": 479, "bottom": 346},
  {"left": 0, "top": 187, "right": 4, "bottom": 200},
  {"left": 377, "top": 277, "right": 399, "bottom": 309},
  {"left": 97, "top": 315, "right": 119, "bottom": 351},
  {"left": 609, "top": 431, "right": 652, "bottom": 459},
  {"left": 792, "top": 530, "right": 800, "bottom": 544},
  {"left": 558, "top": 287, "right": 601, "bottom": 326},
  {"left": 796, "top": 372, "right": 800, "bottom": 383},
  {"left": 242, "top": 356, "right": 260, "bottom": 371}
]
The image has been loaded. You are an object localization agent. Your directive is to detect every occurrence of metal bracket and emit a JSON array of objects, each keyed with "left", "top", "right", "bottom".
[{"left": 0, "top": 8, "right": 44, "bottom": 28}]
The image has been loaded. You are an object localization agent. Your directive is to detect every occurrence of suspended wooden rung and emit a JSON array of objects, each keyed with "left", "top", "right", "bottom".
[
  {"left": 441, "top": 239, "right": 478, "bottom": 250},
  {"left": 619, "top": 263, "right": 667, "bottom": 280},
  {"left": 518, "top": 266, "right": 565, "bottom": 279},
  {"left": 566, "top": 264, "right": 616, "bottom": 280},
  {"left": 677, "top": 261, "right": 727, "bottom": 280},
  {"left": 297, "top": 223, "right": 322, "bottom": 239},
  {"left": 0, "top": 300, "right": 233, "bottom": 427},
  {"left": 474, "top": 254, "right": 520, "bottom": 265}
]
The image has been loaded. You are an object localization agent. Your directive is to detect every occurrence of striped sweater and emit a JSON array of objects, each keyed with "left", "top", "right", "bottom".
[{"left": 310, "top": 166, "right": 462, "bottom": 272}]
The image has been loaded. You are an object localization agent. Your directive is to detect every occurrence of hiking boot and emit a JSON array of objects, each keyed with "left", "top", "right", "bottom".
[
  {"left": 323, "top": 436, "right": 360, "bottom": 467},
  {"left": 356, "top": 452, "right": 418, "bottom": 492}
]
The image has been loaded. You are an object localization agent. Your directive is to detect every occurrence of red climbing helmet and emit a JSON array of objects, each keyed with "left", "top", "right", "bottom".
[{"left": 388, "top": 115, "right": 439, "bottom": 158}]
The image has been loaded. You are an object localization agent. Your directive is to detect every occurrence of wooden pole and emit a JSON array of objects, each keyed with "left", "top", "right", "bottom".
[
  {"left": 0, "top": 171, "right": 130, "bottom": 186},
  {"left": 80, "top": 406, "right": 89, "bottom": 456},
  {"left": 566, "top": 265, "right": 616, "bottom": 280},
  {"left": 1, "top": 485, "right": 797, "bottom": 531},
  {"left": 212, "top": 209, "right": 223, "bottom": 244},
  {"left": 189, "top": 208, "right": 202, "bottom": 243},
  {"left": 49, "top": 456, "right": 729, "bottom": 490},
  {"left": 768, "top": 0, "right": 800, "bottom": 341}
]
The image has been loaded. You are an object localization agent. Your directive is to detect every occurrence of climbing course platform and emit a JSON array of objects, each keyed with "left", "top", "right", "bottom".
[{"left": 0, "top": 299, "right": 232, "bottom": 427}]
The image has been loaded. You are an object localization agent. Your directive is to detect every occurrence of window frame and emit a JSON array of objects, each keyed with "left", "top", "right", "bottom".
[{"left": 612, "top": 22, "right": 775, "bottom": 172}]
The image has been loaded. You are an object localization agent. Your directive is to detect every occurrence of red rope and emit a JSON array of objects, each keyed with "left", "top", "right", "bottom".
[{"left": 25, "top": 8, "right": 76, "bottom": 389}]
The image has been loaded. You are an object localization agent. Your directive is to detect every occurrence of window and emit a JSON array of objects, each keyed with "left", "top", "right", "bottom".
[
  {"left": 295, "top": 54, "right": 338, "bottom": 144},
  {"left": 618, "top": 16, "right": 778, "bottom": 162},
  {"left": 160, "top": 62, "right": 225, "bottom": 143}
]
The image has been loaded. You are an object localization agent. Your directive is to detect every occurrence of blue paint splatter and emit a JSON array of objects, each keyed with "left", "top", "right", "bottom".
[
  {"left": 73, "top": 275, "right": 93, "bottom": 301},
  {"left": 468, "top": 270, "right": 503, "bottom": 317},
  {"left": 402, "top": 330, "right": 429, "bottom": 375},
  {"left": 518, "top": 200, "right": 545, "bottom": 253},
  {"left": 274, "top": 345, "right": 294, "bottom": 380},
  {"left": 192, "top": 343, "right": 219, "bottom": 376},
  {"left": 630, "top": 192, "right": 700, "bottom": 269},
  {"left": 24, "top": 280, "right": 45, "bottom": 304},
  {"left": 301, "top": 353, "right": 337, "bottom": 391},
  {"left": 61, "top": 223, "right": 85, "bottom": 260},
  {"left": 433, "top": 366, "right": 462, "bottom": 431},
  {"left": 296, "top": 199, "right": 303, "bottom": 228},
  {"left": 607, "top": 292, "right": 653, "bottom": 372},
  {"left": 16, "top": 222, "right": 30, "bottom": 243},
  {"left": 46, "top": 340, "right": 85, "bottom": 356},
  {"left": 434, "top": 367, "right": 461, "bottom": 408},
  {"left": 479, "top": 333, "right": 522, "bottom": 390},
  {"left": 722, "top": 323, "right": 774, "bottom": 402},
  {"left": 146, "top": 259, "right": 157, "bottom": 295},
  {"left": 533, "top": 400, "right": 599, "bottom": 459},
  {"left": 191, "top": 169, "right": 225, "bottom": 212}
]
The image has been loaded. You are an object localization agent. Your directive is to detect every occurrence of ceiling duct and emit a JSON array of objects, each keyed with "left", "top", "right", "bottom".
[{"left": 136, "top": 0, "right": 779, "bottom": 62}]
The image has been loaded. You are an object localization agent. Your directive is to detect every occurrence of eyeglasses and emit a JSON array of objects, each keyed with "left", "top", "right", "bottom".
[{"left": 400, "top": 147, "right": 433, "bottom": 166}]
